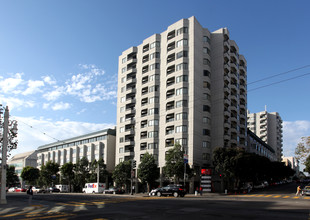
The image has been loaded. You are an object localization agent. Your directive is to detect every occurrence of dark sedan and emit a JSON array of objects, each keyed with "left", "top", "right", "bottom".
[
  {"left": 150, "top": 185, "right": 186, "bottom": 197},
  {"left": 47, "top": 187, "right": 60, "bottom": 193}
]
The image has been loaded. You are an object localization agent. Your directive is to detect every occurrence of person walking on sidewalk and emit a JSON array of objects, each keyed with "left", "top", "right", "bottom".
[{"left": 27, "top": 185, "right": 33, "bottom": 205}]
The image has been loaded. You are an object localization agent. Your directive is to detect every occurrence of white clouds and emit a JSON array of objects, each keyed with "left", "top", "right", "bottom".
[
  {"left": 0, "top": 73, "right": 23, "bottom": 93},
  {"left": 10, "top": 116, "right": 115, "bottom": 158},
  {"left": 282, "top": 120, "right": 310, "bottom": 157},
  {"left": 22, "top": 80, "right": 45, "bottom": 95},
  {"left": 51, "top": 102, "right": 71, "bottom": 110},
  {"left": 1, "top": 64, "right": 117, "bottom": 111}
]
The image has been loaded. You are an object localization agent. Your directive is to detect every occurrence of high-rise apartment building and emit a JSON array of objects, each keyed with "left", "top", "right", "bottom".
[
  {"left": 247, "top": 109, "right": 283, "bottom": 161},
  {"left": 116, "top": 16, "right": 247, "bottom": 176}
]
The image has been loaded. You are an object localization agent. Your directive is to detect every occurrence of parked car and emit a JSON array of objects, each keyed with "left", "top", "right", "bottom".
[
  {"left": 32, "top": 187, "right": 46, "bottom": 193},
  {"left": 103, "top": 187, "right": 124, "bottom": 194},
  {"left": 150, "top": 185, "right": 186, "bottom": 197},
  {"left": 302, "top": 186, "right": 310, "bottom": 196},
  {"left": 8, "top": 187, "right": 16, "bottom": 192},
  {"left": 15, "top": 188, "right": 27, "bottom": 192},
  {"left": 47, "top": 187, "right": 60, "bottom": 193}
]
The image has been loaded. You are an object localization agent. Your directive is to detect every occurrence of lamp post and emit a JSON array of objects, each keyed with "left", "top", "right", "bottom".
[{"left": 0, "top": 106, "right": 18, "bottom": 204}]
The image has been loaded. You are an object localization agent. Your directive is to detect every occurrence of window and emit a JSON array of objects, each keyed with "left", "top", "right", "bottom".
[
  {"left": 121, "top": 77, "right": 125, "bottom": 83},
  {"left": 203, "top": 93, "right": 210, "bottom": 100},
  {"left": 120, "top": 106, "right": 125, "bottom": 113},
  {"left": 121, "top": 87, "right": 125, "bottom": 93},
  {"left": 204, "top": 70, "right": 210, "bottom": 77},
  {"left": 150, "top": 52, "right": 160, "bottom": 60},
  {"left": 203, "top": 117, "right": 211, "bottom": 124},
  {"left": 176, "top": 51, "right": 188, "bottom": 59},
  {"left": 203, "top": 47, "right": 210, "bottom": 55},
  {"left": 176, "top": 112, "right": 188, "bottom": 120},
  {"left": 149, "top": 108, "right": 159, "bottom": 115},
  {"left": 150, "top": 41, "right": 160, "bottom": 49},
  {"left": 176, "top": 100, "right": 187, "bottom": 108},
  {"left": 148, "top": 143, "right": 158, "bottom": 149},
  {"left": 121, "top": 67, "right": 126, "bottom": 73},
  {"left": 122, "top": 57, "right": 126, "bottom": 64},
  {"left": 203, "top": 36, "right": 211, "bottom": 43},
  {"left": 177, "top": 27, "right": 188, "bottom": 35},
  {"left": 119, "top": 147, "right": 124, "bottom": 153},
  {"left": 119, "top": 158, "right": 124, "bottom": 163},
  {"left": 203, "top": 58, "right": 211, "bottom": 66},
  {"left": 203, "top": 105, "right": 210, "bottom": 112},
  {"left": 149, "top": 96, "right": 158, "bottom": 104},
  {"left": 202, "top": 153, "right": 210, "bottom": 160},
  {"left": 176, "top": 87, "right": 188, "bottom": 95},
  {"left": 176, "top": 75, "right": 188, "bottom": 83},
  {"left": 149, "top": 74, "right": 159, "bottom": 81},
  {"left": 120, "top": 117, "right": 125, "bottom": 123},
  {"left": 203, "top": 81, "right": 211, "bottom": 89},
  {"left": 203, "top": 129, "right": 210, "bottom": 136},
  {"left": 176, "top": 125, "right": 187, "bottom": 133},
  {"left": 148, "top": 131, "right": 158, "bottom": 138},
  {"left": 149, "top": 85, "right": 158, "bottom": 92},
  {"left": 177, "top": 39, "right": 188, "bottom": 47},
  {"left": 176, "top": 138, "right": 187, "bottom": 146},
  {"left": 202, "top": 141, "right": 210, "bottom": 148},
  {"left": 176, "top": 63, "right": 188, "bottom": 71},
  {"left": 148, "top": 119, "right": 159, "bottom": 126},
  {"left": 150, "top": 63, "right": 160, "bottom": 70},
  {"left": 119, "top": 127, "right": 125, "bottom": 133},
  {"left": 120, "top": 96, "right": 125, "bottom": 103}
]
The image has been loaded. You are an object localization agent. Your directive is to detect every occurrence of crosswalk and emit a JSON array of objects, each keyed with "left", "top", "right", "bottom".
[{"left": 234, "top": 194, "right": 310, "bottom": 200}]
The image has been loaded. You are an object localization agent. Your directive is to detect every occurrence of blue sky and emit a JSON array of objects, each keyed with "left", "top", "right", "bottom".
[{"left": 1, "top": 0, "right": 310, "bottom": 164}]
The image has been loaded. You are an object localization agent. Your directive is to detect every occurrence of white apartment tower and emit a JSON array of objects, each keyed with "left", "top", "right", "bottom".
[
  {"left": 247, "top": 109, "right": 283, "bottom": 161},
  {"left": 116, "top": 16, "right": 247, "bottom": 173}
]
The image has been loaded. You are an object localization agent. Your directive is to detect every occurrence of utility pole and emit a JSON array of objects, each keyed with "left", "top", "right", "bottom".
[{"left": 1, "top": 107, "right": 9, "bottom": 204}]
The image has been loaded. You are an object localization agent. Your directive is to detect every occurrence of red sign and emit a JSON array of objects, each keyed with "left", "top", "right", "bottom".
[{"left": 201, "top": 169, "right": 212, "bottom": 175}]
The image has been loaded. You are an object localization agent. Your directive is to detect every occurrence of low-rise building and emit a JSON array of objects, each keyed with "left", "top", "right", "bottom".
[
  {"left": 36, "top": 128, "right": 116, "bottom": 172},
  {"left": 7, "top": 150, "right": 37, "bottom": 187}
]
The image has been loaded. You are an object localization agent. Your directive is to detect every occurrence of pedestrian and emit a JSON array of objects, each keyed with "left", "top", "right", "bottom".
[
  {"left": 27, "top": 185, "right": 33, "bottom": 205},
  {"left": 296, "top": 185, "right": 302, "bottom": 196}
]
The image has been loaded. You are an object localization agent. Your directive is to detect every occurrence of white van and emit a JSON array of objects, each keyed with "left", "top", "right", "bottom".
[
  {"left": 82, "top": 183, "right": 106, "bottom": 194},
  {"left": 55, "top": 185, "right": 69, "bottom": 192}
]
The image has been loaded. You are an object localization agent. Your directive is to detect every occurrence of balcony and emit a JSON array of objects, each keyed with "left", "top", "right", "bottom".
[
  {"left": 167, "top": 30, "right": 176, "bottom": 40},
  {"left": 142, "top": 55, "right": 149, "bottom": 63},
  {"left": 167, "top": 42, "right": 175, "bottom": 52},
  {"left": 143, "top": 44, "right": 149, "bottom": 53},
  {"left": 126, "top": 77, "right": 136, "bottom": 84},
  {"left": 141, "top": 120, "right": 147, "bottom": 128},
  {"left": 167, "top": 53, "right": 175, "bottom": 63},
  {"left": 166, "top": 126, "right": 174, "bottom": 135},
  {"left": 167, "top": 77, "right": 175, "bottom": 87},
  {"left": 166, "top": 138, "right": 174, "bottom": 147},
  {"left": 166, "top": 89, "right": 175, "bottom": 99},
  {"left": 166, "top": 113, "right": 174, "bottom": 123},
  {"left": 167, "top": 65, "right": 175, "bottom": 75}
]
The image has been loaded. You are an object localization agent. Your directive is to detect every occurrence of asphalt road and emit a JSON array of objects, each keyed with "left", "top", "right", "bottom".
[{"left": 0, "top": 182, "right": 309, "bottom": 220}]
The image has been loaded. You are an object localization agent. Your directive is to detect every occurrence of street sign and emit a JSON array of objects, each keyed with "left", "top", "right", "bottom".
[{"left": 183, "top": 154, "right": 188, "bottom": 164}]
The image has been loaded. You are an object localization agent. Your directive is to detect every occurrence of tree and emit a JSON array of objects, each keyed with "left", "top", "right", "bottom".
[
  {"left": 73, "top": 157, "right": 89, "bottom": 192},
  {"left": 295, "top": 136, "right": 310, "bottom": 165},
  {"left": 137, "top": 153, "right": 159, "bottom": 192},
  {"left": 304, "top": 155, "right": 310, "bottom": 174},
  {"left": 39, "top": 161, "right": 59, "bottom": 188},
  {"left": 163, "top": 144, "right": 192, "bottom": 184},
  {"left": 86, "top": 158, "right": 109, "bottom": 184},
  {"left": 112, "top": 160, "right": 131, "bottom": 190},
  {"left": 6, "top": 166, "right": 20, "bottom": 187},
  {"left": 60, "top": 162, "right": 74, "bottom": 192},
  {"left": 21, "top": 166, "right": 40, "bottom": 186}
]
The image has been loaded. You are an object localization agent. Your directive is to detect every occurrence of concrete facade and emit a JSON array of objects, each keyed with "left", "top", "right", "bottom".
[
  {"left": 36, "top": 128, "right": 116, "bottom": 172},
  {"left": 247, "top": 110, "right": 283, "bottom": 161},
  {"left": 116, "top": 16, "right": 247, "bottom": 173},
  {"left": 7, "top": 150, "right": 37, "bottom": 187}
]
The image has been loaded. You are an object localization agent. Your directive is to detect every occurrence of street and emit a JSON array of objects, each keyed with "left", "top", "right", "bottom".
[{"left": 0, "top": 183, "right": 309, "bottom": 220}]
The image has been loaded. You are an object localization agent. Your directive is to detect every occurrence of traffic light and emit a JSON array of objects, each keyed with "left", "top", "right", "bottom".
[{"left": 132, "top": 160, "right": 136, "bottom": 168}]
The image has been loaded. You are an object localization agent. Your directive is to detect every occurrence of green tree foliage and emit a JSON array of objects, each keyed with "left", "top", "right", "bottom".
[
  {"left": 112, "top": 160, "right": 131, "bottom": 190},
  {"left": 60, "top": 162, "right": 74, "bottom": 192},
  {"left": 304, "top": 155, "right": 310, "bottom": 173},
  {"left": 163, "top": 144, "right": 192, "bottom": 183},
  {"left": 213, "top": 147, "right": 295, "bottom": 190},
  {"left": 6, "top": 166, "right": 20, "bottom": 187},
  {"left": 73, "top": 157, "right": 89, "bottom": 192},
  {"left": 21, "top": 166, "right": 40, "bottom": 186},
  {"left": 137, "top": 153, "right": 159, "bottom": 192},
  {"left": 87, "top": 158, "right": 109, "bottom": 183},
  {"left": 295, "top": 136, "right": 310, "bottom": 165},
  {"left": 39, "top": 161, "right": 59, "bottom": 187}
]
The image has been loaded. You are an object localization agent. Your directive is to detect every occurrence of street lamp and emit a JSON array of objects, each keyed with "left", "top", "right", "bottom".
[{"left": 0, "top": 106, "right": 18, "bottom": 204}]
